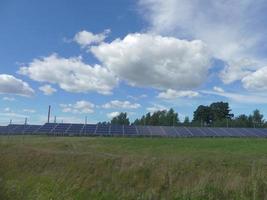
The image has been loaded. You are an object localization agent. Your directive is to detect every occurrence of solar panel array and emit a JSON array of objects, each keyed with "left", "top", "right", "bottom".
[{"left": 0, "top": 123, "right": 267, "bottom": 137}]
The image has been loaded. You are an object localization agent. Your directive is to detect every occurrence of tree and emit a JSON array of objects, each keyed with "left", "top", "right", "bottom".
[
  {"left": 193, "top": 102, "right": 233, "bottom": 126},
  {"left": 183, "top": 116, "right": 190, "bottom": 126},
  {"left": 133, "top": 108, "right": 179, "bottom": 126},
  {"left": 252, "top": 109, "right": 264, "bottom": 127},
  {"left": 193, "top": 105, "right": 212, "bottom": 125},
  {"left": 110, "top": 112, "right": 130, "bottom": 125},
  {"left": 210, "top": 102, "right": 234, "bottom": 121}
]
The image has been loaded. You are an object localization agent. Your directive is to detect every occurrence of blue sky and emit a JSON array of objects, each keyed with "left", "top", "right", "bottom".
[{"left": 1, "top": 0, "right": 267, "bottom": 125}]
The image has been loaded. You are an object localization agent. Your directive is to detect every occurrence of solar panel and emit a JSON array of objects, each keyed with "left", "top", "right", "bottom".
[
  {"left": 162, "top": 126, "right": 178, "bottom": 137},
  {"left": 213, "top": 128, "right": 231, "bottom": 137},
  {"left": 23, "top": 125, "right": 42, "bottom": 135},
  {"left": 66, "top": 124, "right": 84, "bottom": 136},
  {"left": 124, "top": 125, "right": 138, "bottom": 136},
  {"left": 37, "top": 123, "right": 57, "bottom": 135},
  {"left": 95, "top": 124, "right": 109, "bottom": 136},
  {"left": 7, "top": 124, "right": 27, "bottom": 135},
  {"left": 136, "top": 126, "right": 151, "bottom": 136},
  {"left": 110, "top": 125, "right": 123, "bottom": 136},
  {"left": 0, "top": 126, "right": 8, "bottom": 135},
  {"left": 82, "top": 124, "right": 97, "bottom": 136},
  {"left": 52, "top": 123, "right": 72, "bottom": 136},
  {"left": 2, "top": 122, "right": 267, "bottom": 138},
  {"left": 256, "top": 128, "right": 267, "bottom": 137},
  {"left": 186, "top": 127, "right": 206, "bottom": 137},
  {"left": 176, "top": 127, "right": 193, "bottom": 137},
  {"left": 147, "top": 126, "right": 165, "bottom": 136}
]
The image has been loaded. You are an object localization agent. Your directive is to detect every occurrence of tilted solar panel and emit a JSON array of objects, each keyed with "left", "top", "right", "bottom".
[
  {"left": 23, "top": 125, "right": 42, "bottom": 135},
  {"left": 52, "top": 123, "right": 72, "bottom": 136},
  {"left": 37, "top": 123, "right": 57, "bottom": 135},
  {"left": 124, "top": 125, "right": 137, "bottom": 136},
  {"left": 110, "top": 125, "right": 123, "bottom": 136},
  {"left": 176, "top": 127, "right": 192, "bottom": 137},
  {"left": 147, "top": 126, "right": 165, "bottom": 136},
  {"left": 162, "top": 126, "right": 178, "bottom": 137},
  {"left": 66, "top": 124, "right": 84, "bottom": 136},
  {"left": 95, "top": 124, "right": 110, "bottom": 136},
  {"left": 136, "top": 126, "right": 151, "bottom": 136},
  {"left": 82, "top": 124, "right": 97, "bottom": 136}
]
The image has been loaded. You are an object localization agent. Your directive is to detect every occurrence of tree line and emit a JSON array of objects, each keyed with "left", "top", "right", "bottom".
[{"left": 98, "top": 101, "right": 265, "bottom": 128}]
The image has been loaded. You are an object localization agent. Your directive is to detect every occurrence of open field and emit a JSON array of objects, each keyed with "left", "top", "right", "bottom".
[{"left": 1, "top": 136, "right": 267, "bottom": 199}]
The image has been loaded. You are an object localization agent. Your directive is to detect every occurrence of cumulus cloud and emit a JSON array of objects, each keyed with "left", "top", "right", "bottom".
[
  {"left": 107, "top": 111, "right": 120, "bottom": 119},
  {"left": 0, "top": 74, "right": 34, "bottom": 96},
  {"left": 2, "top": 97, "right": 15, "bottom": 101},
  {"left": 18, "top": 54, "right": 118, "bottom": 95},
  {"left": 146, "top": 104, "right": 167, "bottom": 113},
  {"left": 202, "top": 90, "right": 267, "bottom": 104},
  {"left": 39, "top": 84, "right": 57, "bottom": 95},
  {"left": 127, "top": 94, "right": 147, "bottom": 101},
  {"left": 102, "top": 100, "right": 141, "bottom": 109},
  {"left": 74, "top": 29, "right": 110, "bottom": 47},
  {"left": 213, "top": 86, "right": 224, "bottom": 93},
  {"left": 23, "top": 109, "right": 36, "bottom": 113},
  {"left": 91, "top": 33, "right": 211, "bottom": 90},
  {"left": 138, "top": 0, "right": 267, "bottom": 83},
  {"left": 60, "top": 100, "right": 95, "bottom": 114},
  {"left": 242, "top": 67, "right": 267, "bottom": 91},
  {"left": 158, "top": 89, "right": 199, "bottom": 99}
]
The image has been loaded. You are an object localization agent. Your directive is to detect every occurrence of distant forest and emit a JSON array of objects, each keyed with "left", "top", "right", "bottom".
[{"left": 99, "top": 102, "right": 266, "bottom": 128}]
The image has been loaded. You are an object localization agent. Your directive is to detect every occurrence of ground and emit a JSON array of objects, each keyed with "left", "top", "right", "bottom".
[{"left": 0, "top": 136, "right": 267, "bottom": 200}]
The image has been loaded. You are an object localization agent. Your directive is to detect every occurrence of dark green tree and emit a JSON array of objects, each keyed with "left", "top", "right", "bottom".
[
  {"left": 252, "top": 109, "right": 264, "bottom": 127},
  {"left": 183, "top": 116, "right": 190, "bottom": 126},
  {"left": 110, "top": 112, "right": 130, "bottom": 125}
]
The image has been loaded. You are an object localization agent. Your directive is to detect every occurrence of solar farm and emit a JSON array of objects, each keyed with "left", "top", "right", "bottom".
[{"left": 1, "top": 122, "right": 267, "bottom": 137}]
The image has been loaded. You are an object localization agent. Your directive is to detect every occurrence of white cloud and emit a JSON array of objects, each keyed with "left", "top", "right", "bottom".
[
  {"left": 146, "top": 104, "right": 167, "bottom": 113},
  {"left": 23, "top": 109, "right": 36, "bottom": 113},
  {"left": 74, "top": 29, "right": 110, "bottom": 47},
  {"left": 18, "top": 54, "right": 118, "bottom": 95},
  {"left": 60, "top": 100, "right": 95, "bottom": 114},
  {"left": 39, "top": 84, "right": 57, "bottom": 95},
  {"left": 138, "top": 0, "right": 267, "bottom": 83},
  {"left": 91, "top": 33, "right": 211, "bottom": 90},
  {"left": 241, "top": 67, "right": 267, "bottom": 91},
  {"left": 202, "top": 90, "right": 267, "bottom": 104},
  {"left": 127, "top": 94, "right": 147, "bottom": 101},
  {"left": 157, "top": 89, "right": 199, "bottom": 99},
  {"left": 107, "top": 111, "right": 120, "bottom": 119},
  {"left": 213, "top": 86, "right": 224, "bottom": 93},
  {"left": 4, "top": 107, "right": 11, "bottom": 112},
  {"left": 2, "top": 97, "right": 15, "bottom": 101},
  {"left": 102, "top": 100, "right": 141, "bottom": 109},
  {"left": 0, "top": 74, "right": 34, "bottom": 96}
]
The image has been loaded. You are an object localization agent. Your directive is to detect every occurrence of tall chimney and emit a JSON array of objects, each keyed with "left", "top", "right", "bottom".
[{"left": 48, "top": 105, "right": 51, "bottom": 123}]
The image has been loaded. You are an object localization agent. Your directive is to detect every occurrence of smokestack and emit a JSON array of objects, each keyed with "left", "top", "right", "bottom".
[
  {"left": 54, "top": 116, "right": 57, "bottom": 123},
  {"left": 48, "top": 105, "right": 51, "bottom": 123}
]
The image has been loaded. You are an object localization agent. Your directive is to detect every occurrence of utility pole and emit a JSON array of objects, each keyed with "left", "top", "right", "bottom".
[
  {"left": 24, "top": 118, "right": 28, "bottom": 125},
  {"left": 47, "top": 105, "right": 51, "bottom": 123}
]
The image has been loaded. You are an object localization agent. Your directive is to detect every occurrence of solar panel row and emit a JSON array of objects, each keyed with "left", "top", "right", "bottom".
[{"left": 0, "top": 123, "right": 267, "bottom": 137}]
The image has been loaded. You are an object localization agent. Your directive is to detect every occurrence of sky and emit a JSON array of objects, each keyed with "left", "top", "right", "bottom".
[{"left": 1, "top": 0, "right": 267, "bottom": 125}]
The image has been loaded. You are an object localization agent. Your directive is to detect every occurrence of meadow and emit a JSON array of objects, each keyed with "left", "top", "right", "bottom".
[{"left": 1, "top": 136, "right": 267, "bottom": 199}]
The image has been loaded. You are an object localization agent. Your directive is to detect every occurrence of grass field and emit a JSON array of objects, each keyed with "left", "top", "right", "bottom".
[{"left": 1, "top": 136, "right": 267, "bottom": 200}]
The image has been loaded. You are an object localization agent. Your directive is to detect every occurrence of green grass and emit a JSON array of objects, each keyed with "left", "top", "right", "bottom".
[{"left": 1, "top": 136, "right": 267, "bottom": 199}]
